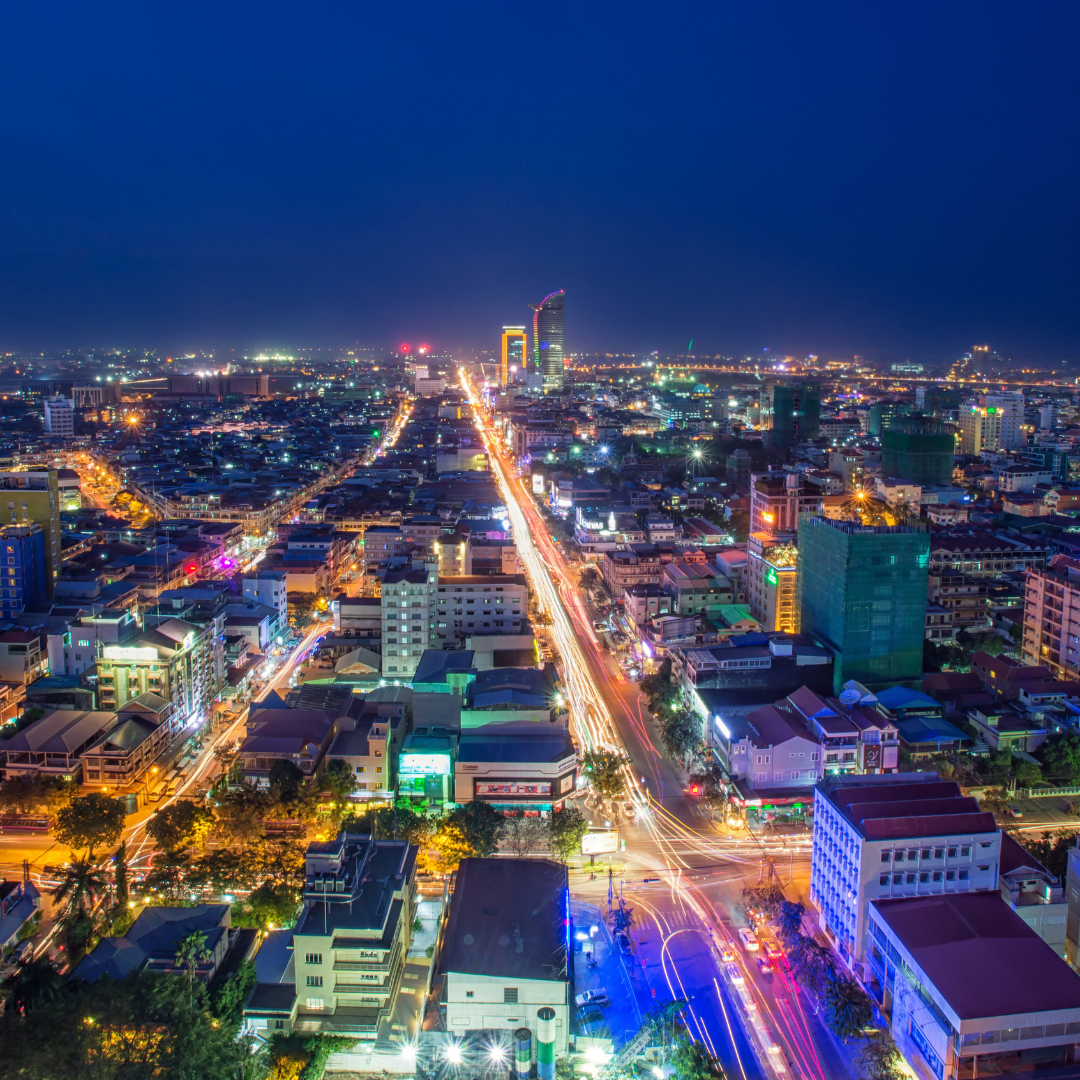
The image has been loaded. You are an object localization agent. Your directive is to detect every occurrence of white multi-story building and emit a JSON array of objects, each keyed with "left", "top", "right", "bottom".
[
  {"left": 381, "top": 566, "right": 438, "bottom": 679},
  {"left": 811, "top": 773, "right": 1001, "bottom": 969},
  {"left": 43, "top": 395, "right": 74, "bottom": 438},
  {"left": 242, "top": 570, "right": 288, "bottom": 637},
  {"left": 960, "top": 392, "right": 1025, "bottom": 454}
]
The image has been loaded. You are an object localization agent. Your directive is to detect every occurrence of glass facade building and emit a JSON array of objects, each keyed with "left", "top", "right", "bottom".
[
  {"left": 0, "top": 523, "right": 47, "bottom": 621},
  {"left": 797, "top": 516, "right": 929, "bottom": 691},
  {"left": 762, "top": 381, "right": 820, "bottom": 447},
  {"left": 880, "top": 420, "right": 956, "bottom": 487},
  {"left": 531, "top": 289, "right": 565, "bottom": 391}
]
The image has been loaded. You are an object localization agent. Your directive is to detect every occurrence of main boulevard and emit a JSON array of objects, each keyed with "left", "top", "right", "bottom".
[{"left": 459, "top": 371, "right": 858, "bottom": 1080}]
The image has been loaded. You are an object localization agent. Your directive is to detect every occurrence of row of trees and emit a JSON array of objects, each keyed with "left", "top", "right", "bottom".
[
  {"left": 743, "top": 884, "right": 906, "bottom": 1079},
  {"left": 640, "top": 657, "right": 707, "bottom": 766}
]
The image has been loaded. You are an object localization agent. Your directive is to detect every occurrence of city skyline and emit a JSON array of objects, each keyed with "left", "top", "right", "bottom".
[{"left": 0, "top": 5, "right": 1078, "bottom": 362}]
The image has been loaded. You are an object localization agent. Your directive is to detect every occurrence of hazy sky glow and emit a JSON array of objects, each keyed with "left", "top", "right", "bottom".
[{"left": 2, "top": 2, "right": 1078, "bottom": 361}]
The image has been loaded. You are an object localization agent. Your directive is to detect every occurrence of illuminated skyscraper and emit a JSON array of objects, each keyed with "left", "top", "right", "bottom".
[
  {"left": 501, "top": 326, "right": 527, "bottom": 386},
  {"left": 531, "top": 289, "right": 565, "bottom": 391}
]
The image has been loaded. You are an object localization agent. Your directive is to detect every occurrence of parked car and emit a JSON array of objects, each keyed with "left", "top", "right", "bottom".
[
  {"left": 616, "top": 932, "right": 633, "bottom": 957},
  {"left": 763, "top": 940, "right": 783, "bottom": 962},
  {"left": 724, "top": 961, "right": 744, "bottom": 985},
  {"left": 738, "top": 927, "right": 759, "bottom": 951},
  {"left": 575, "top": 989, "right": 611, "bottom": 1008},
  {"left": 578, "top": 1008, "right": 607, "bottom": 1033},
  {"left": 1010, "top": 806, "right": 1023, "bottom": 818}
]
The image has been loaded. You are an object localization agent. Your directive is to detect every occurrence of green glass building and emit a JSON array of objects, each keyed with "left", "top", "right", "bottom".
[
  {"left": 797, "top": 516, "right": 929, "bottom": 691},
  {"left": 880, "top": 420, "right": 956, "bottom": 487},
  {"left": 763, "top": 381, "right": 820, "bottom": 447}
]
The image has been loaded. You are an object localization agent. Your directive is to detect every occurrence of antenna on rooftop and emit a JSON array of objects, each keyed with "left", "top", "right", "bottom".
[{"left": 838, "top": 688, "right": 861, "bottom": 707}]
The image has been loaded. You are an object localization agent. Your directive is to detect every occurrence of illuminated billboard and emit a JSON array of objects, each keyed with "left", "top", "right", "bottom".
[
  {"left": 532, "top": 474, "right": 545, "bottom": 495},
  {"left": 400, "top": 753, "right": 451, "bottom": 776},
  {"left": 581, "top": 830, "right": 619, "bottom": 855},
  {"left": 102, "top": 646, "right": 158, "bottom": 662}
]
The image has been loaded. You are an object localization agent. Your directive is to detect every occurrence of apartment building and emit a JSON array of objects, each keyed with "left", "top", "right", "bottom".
[
  {"left": 381, "top": 566, "right": 438, "bottom": 679},
  {"left": 242, "top": 570, "right": 288, "bottom": 636},
  {"left": 435, "top": 574, "right": 529, "bottom": 650},
  {"left": 601, "top": 546, "right": 662, "bottom": 593},
  {"left": 0, "top": 471, "right": 61, "bottom": 596},
  {"left": 245, "top": 832, "right": 418, "bottom": 1040},
  {"left": 811, "top": 774, "right": 1000, "bottom": 968},
  {"left": 1023, "top": 553, "right": 1080, "bottom": 677}
]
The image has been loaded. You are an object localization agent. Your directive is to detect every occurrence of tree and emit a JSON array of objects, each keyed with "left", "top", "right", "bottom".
[
  {"left": 232, "top": 881, "right": 300, "bottom": 931},
  {"left": 581, "top": 749, "right": 630, "bottom": 800},
  {"left": 0, "top": 967, "right": 268, "bottom": 1077},
  {"left": 54, "top": 792, "right": 126, "bottom": 855},
  {"left": 175, "top": 929, "right": 212, "bottom": 1001},
  {"left": 444, "top": 800, "right": 505, "bottom": 857},
  {"left": 640, "top": 657, "right": 678, "bottom": 715},
  {"left": 773, "top": 900, "right": 805, "bottom": 948},
  {"left": 579, "top": 567, "right": 599, "bottom": 590},
  {"left": 0, "top": 774, "right": 72, "bottom": 817},
  {"left": 823, "top": 975, "right": 873, "bottom": 1041},
  {"left": 859, "top": 1038, "right": 906, "bottom": 1080},
  {"left": 5, "top": 956, "right": 62, "bottom": 1016},
  {"left": 1042, "top": 731, "right": 1080, "bottom": 781},
  {"left": 611, "top": 905, "right": 636, "bottom": 933},
  {"left": 113, "top": 840, "right": 129, "bottom": 911},
  {"left": 660, "top": 708, "right": 704, "bottom": 765},
  {"left": 502, "top": 815, "right": 548, "bottom": 858},
  {"left": 1015, "top": 831, "right": 1074, "bottom": 880},
  {"left": 144, "top": 850, "right": 193, "bottom": 903},
  {"left": 548, "top": 806, "right": 589, "bottom": 862},
  {"left": 52, "top": 857, "right": 107, "bottom": 918},
  {"left": 268, "top": 759, "right": 305, "bottom": 803},
  {"left": 668, "top": 1032, "right": 724, "bottom": 1079},
  {"left": 320, "top": 759, "right": 358, "bottom": 801},
  {"left": 210, "top": 959, "right": 258, "bottom": 1029},
  {"left": 146, "top": 800, "right": 215, "bottom": 853},
  {"left": 431, "top": 821, "right": 476, "bottom": 872}
]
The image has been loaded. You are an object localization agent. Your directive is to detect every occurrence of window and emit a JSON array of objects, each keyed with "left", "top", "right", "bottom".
[
  {"left": 946, "top": 870, "right": 956, "bottom": 881},
  {"left": 958, "top": 869, "right": 969, "bottom": 881},
  {"left": 504, "top": 988, "right": 518, "bottom": 1004},
  {"left": 948, "top": 846, "right": 958, "bottom": 858},
  {"left": 934, "top": 848, "right": 944, "bottom": 859},
  {"left": 961, "top": 846, "right": 971, "bottom": 857},
  {"left": 919, "top": 872, "right": 929, "bottom": 883},
  {"left": 905, "top": 873, "right": 916, "bottom": 884},
  {"left": 977, "top": 864, "right": 990, "bottom": 871},
  {"left": 274, "top": 1020, "right": 284, "bottom": 1030},
  {"left": 811, "top": 752, "right": 819, "bottom": 761},
  {"left": 773, "top": 772, "right": 783, "bottom": 781},
  {"left": 880, "top": 852, "right": 891, "bottom": 863},
  {"left": 305, "top": 998, "right": 325, "bottom": 1010},
  {"left": 466, "top": 991, "right": 474, "bottom": 999},
  {"left": 78, "top": 639, "right": 90, "bottom": 648},
  {"left": 306, "top": 975, "right": 323, "bottom": 988},
  {"left": 907, "top": 849, "right": 918, "bottom": 860},
  {"left": 305, "top": 953, "right": 322, "bottom": 965},
  {"left": 893, "top": 874, "right": 902, "bottom": 885},
  {"left": 920, "top": 848, "right": 931, "bottom": 859},
  {"left": 932, "top": 871, "right": 943, "bottom": 882},
  {"left": 894, "top": 851, "right": 904, "bottom": 863},
  {"left": 879, "top": 874, "right": 889, "bottom": 886}
]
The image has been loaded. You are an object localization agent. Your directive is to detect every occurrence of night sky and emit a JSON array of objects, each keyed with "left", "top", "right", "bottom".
[{"left": 1, "top": 3, "right": 1078, "bottom": 361}]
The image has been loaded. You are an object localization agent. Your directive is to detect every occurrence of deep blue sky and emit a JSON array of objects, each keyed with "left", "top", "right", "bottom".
[{"left": 1, "top": 3, "right": 1078, "bottom": 361}]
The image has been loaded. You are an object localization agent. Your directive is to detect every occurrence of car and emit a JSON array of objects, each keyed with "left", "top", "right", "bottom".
[
  {"left": 724, "top": 961, "right": 744, "bottom": 985},
  {"left": 616, "top": 932, "right": 633, "bottom": 957},
  {"left": 575, "top": 989, "right": 610, "bottom": 1008},
  {"left": 757, "top": 956, "right": 773, "bottom": 976},
  {"left": 1010, "top": 806, "right": 1023, "bottom": 818},
  {"left": 738, "top": 927, "right": 759, "bottom": 951},
  {"left": 763, "top": 941, "right": 783, "bottom": 961},
  {"left": 578, "top": 1008, "right": 607, "bottom": 1033},
  {"left": 623, "top": 802, "right": 636, "bottom": 821},
  {"left": 719, "top": 944, "right": 737, "bottom": 963}
]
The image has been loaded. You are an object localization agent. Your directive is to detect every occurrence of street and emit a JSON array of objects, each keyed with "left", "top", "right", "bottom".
[{"left": 459, "top": 370, "right": 851, "bottom": 1080}]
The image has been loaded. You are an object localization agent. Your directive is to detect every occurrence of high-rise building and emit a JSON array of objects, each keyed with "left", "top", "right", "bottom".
[
  {"left": 0, "top": 524, "right": 46, "bottom": 621},
  {"left": 381, "top": 566, "right": 438, "bottom": 679},
  {"left": 880, "top": 420, "right": 956, "bottom": 487},
  {"left": 1022, "top": 554, "right": 1080, "bottom": 677},
  {"left": 531, "top": 289, "right": 565, "bottom": 391},
  {"left": 43, "top": 395, "right": 74, "bottom": 439},
  {"left": 761, "top": 381, "right": 820, "bottom": 447},
  {"left": 746, "top": 471, "right": 824, "bottom": 633},
  {"left": 798, "top": 517, "right": 929, "bottom": 690},
  {"left": 501, "top": 326, "right": 527, "bottom": 386},
  {"left": 959, "top": 392, "right": 1025, "bottom": 454},
  {"left": 867, "top": 398, "right": 911, "bottom": 438},
  {"left": 0, "top": 472, "right": 61, "bottom": 597}
]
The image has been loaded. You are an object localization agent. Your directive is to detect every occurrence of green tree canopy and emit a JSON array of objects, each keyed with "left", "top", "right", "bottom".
[
  {"left": 548, "top": 806, "right": 589, "bottom": 862},
  {"left": 231, "top": 881, "right": 300, "bottom": 931},
  {"left": 1042, "top": 731, "right": 1080, "bottom": 781},
  {"left": 146, "top": 800, "right": 215, "bottom": 853},
  {"left": 54, "top": 793, "right": 126, "bottom": 855},
  {"left": 443, "top": 800, "right": 505, "bottom": 857},
  {"left": 320, "top": 759, "right": 358, "bottom": 801},
  {"left": 581, "top": 748, "right": 630, "bottom": 800}
]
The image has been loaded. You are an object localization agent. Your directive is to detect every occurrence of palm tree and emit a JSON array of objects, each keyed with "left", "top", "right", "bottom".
[
  {"left": 52, "top": 857, "right": 107, "bottom": 917},
  {"left": 611, "top": 904, "right": 636, "bottom": 933},
  {"left": 774, "top": 899, "right": 805, "bottom": 947},
  {"left": 6, "top": 955, "right": 62, "bottom": 1015},
  {"left": 175, "top": 929, "right": 211, "bottom": 1001}
]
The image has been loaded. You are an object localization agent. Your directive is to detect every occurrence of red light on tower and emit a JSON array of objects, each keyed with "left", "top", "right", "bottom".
[
  {"left": 400, "top": 343, "right": 411, "bottom": 354},
  {"left": 418, "top": 344, "right": 429, "bottom": 355}
]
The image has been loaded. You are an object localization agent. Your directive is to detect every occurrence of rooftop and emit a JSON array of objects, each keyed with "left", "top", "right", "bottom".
[
  {"left": 437, "top": 858, "right": 569, "bottom": 983},
  {"left": 872, "top": 892, "right": 1080, "bottom": 1021}
]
